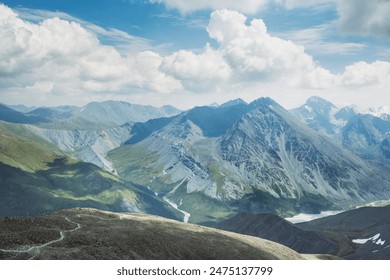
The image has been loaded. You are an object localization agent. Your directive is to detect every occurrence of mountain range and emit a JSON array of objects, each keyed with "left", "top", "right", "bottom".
[
  {"left": 1, "top": 101, "right": 181, "bottom": 129},
  {"left": 108, "top": 97, "right": 390, "bottom": 224},
  {"left": 1, "top": 97, "right": 390, "bottom": 226},
  {"left": 291, "top": 96, "right": 390, "bottom": 162},
  {"left": 2, "top": 97, "right": 390, "bottom": 260}
]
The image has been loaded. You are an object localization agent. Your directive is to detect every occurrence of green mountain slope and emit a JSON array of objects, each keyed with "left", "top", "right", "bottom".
[{"left": 0, "top": 121, "right": 178, "bottom": 219}]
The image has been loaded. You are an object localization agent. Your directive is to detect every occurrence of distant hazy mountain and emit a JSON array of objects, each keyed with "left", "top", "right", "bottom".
[
  {"left": 2, "top": 104, "right": 37, "bottom": 113},
  {"left": 67, "top": 101, "right": 181, "bottom": 128},
  {"left": 290, "top": 96, "right": 347, "bottom": 137},
  {"left": 108, "top": 97, "right": 390, "bottom": 224},
  {"left": 291, "top": 97, "right": 390, "bottom": 139},
  {"left": 0, "top": 104, "right": 45, "bottom": 124},
  {"left": 291, "top": 96, "right": 390, "bottom": 162},
  {"left": 342, "top": 114, "right": 390, "bottom": 161},
  {"left": 1, "top": 101, "right": 181, "bottom": 129},
  {"left": 28, "top": 106, "right": 78, "bottom": 121},
  {"left": 0, "top": 121, "right": 178, "bottom": 219},
  {"left": 361, "top": 106, "right": 390, "bottom": 121}
]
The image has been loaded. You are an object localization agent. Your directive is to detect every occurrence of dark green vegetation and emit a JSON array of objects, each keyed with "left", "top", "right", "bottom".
[
  {"left": 0, "top": 208, "right": 305, "bottom": 260},
  {"left": 0, "top": 121, "right": 178, "bottom": 219}
]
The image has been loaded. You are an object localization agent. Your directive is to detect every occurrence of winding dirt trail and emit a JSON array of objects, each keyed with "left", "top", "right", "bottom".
[{"left": 0, "top": 216, "right": 81, "bottom": 259}]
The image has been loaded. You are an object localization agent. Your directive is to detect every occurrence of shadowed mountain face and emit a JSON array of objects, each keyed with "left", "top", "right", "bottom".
[
  {"left": 215, "top": 205, "right": 390, "bottom": 260},
  {"left": 215, "top": 212, "right": 338, "bottom": 254},
  {"left": 298, "top": 205, "right": 390, "bottom": 259},
  {"left": 0, "top": 208, "right": 304, "bottom": 260}
]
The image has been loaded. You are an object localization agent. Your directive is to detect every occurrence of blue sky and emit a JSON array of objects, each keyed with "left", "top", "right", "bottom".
[{"left": 0, "top": 0, "right": 389, "bottom": 109}]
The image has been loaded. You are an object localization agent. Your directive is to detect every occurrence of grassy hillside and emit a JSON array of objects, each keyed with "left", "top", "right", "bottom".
[
  {"left": 0, "top": 121, "right": 69, "bottom": 171},
  {"left": 0, "top": 121, "right": 179, "bottom": 219}
]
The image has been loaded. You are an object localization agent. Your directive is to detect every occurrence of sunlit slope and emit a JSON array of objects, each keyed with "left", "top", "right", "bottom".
[{"left": 0, "top": 121, "right": 178, "bottom": 219}]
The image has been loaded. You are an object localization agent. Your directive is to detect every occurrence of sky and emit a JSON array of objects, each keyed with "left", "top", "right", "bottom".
[{"left": 0, "top": 0, "right": 389, "bottom": 109}]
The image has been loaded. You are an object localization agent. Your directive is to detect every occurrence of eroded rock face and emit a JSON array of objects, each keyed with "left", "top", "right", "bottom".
[{"left": 109, "top": 97, "right": 390, "bottom": 223}]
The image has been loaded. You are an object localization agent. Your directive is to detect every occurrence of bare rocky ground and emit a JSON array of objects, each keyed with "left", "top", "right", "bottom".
[{"left": 0, "top": 208, "right": 305, "bottom": 260}]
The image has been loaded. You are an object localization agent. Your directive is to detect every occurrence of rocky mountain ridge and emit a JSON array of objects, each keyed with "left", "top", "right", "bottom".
[{"left": 2, "top": 97, "right": 390, "bottom": 225}]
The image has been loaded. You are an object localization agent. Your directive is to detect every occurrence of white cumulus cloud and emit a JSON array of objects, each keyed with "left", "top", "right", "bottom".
[
  {"left": 161, "top": 44, "right": 232, "bottom": 91},
  {"left": 0, "top": 4, "right": 182, "bottom": 105},
  {"left": 1, "top": 4, "right": 390, "bottom": 109},
  {"left": 338, "top": 61, "right": 390, "bottom": 86},
  {"left": 160, "top": 9, "right": 390, "bottom": 94},
  {"left": 207, "top": 10, "right": 334, "bottom": 87}
]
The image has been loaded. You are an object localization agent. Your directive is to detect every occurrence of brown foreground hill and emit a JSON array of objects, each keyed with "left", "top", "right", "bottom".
[{"left": 0, "top": 208, "right": 306, "bottom": 260}]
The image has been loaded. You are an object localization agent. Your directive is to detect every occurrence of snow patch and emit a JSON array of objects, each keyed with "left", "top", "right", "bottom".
[
  {"left": 352, "top": 233, "right": 386, "bottom": 245},
  {"left": 163, "top": 180, "right": 191, "bottom": 223},
  {"left": 304, "top": 105, "right": 313, "bottom": 112},
  {"left": 376, "top": 239, "right": 386, "bottom": 246},
  {"left": 286, "top": 211, "right": 342, "bottom": 224}
]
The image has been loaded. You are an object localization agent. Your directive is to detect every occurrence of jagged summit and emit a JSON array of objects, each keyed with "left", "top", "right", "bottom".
[
  {"left": 109, "top": 96, "right": 390, "bottom": 223},
  {"left": 249, "top": 96, "right": 279, "bottom": 108},
  {"left": 306, "top": 96, "right": 336, "bottom": 107},
  {"left": 3, "top": 96, "right": 390, "bottom": 226},
  {"left": 220, "top": 98, "right": 247, "bottom": 108}
]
